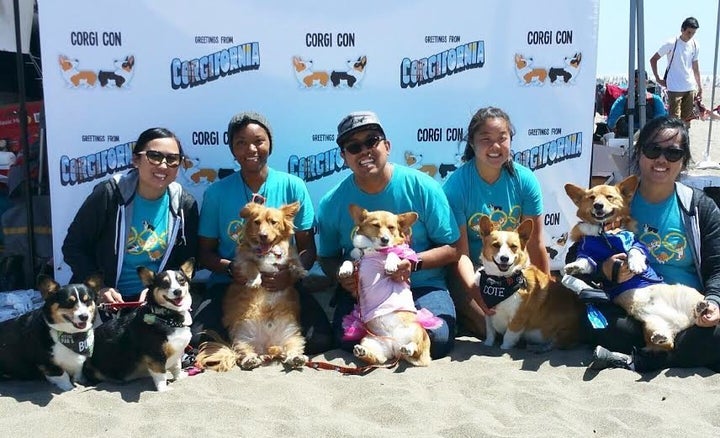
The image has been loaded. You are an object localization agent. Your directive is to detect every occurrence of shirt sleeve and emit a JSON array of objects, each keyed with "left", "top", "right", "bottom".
[{"left": 198, "top": 185, "right": 220, "bottom": 239}]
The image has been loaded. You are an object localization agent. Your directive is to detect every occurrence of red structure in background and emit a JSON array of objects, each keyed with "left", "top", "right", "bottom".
[{"left": 0, "top": 100, "right": 42, "bottom": 188}]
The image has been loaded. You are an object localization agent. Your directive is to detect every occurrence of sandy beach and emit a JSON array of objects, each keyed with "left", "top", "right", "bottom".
[{"left": 1, "top": 336, "right": 719, "bottom": 437}]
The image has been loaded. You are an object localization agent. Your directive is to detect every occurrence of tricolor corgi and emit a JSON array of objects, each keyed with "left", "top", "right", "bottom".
[
  {"left": 331, "top": 55, "right": 367, "bottom": 88},
  {"left": 0, "top": 275, "right": 100, "bottom": 391},
  {"left": 83, "top": 259, "right": 194, "bottom": 391},
  {"left": 549, "top": 52, "right": 582, "bottom": 84},
  {"left": 98, "top": 55, "right": 135, "bottom": 88}
]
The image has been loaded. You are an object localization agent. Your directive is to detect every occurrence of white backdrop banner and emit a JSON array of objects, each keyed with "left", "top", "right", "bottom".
[{"left": 37, "top": 0, "right": 599, "bottom": 282}]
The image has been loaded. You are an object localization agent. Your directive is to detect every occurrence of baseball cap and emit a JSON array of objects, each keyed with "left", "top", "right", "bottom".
[{"left": 336, "top": 111, "right": 385, "bottom": 146}]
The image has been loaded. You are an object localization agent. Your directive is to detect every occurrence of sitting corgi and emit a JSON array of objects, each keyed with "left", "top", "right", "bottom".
[
  {"left": 563, "top": 176, "right": 707, "bottom": 351},
  {"left": 0, "top": 275, "right": 100, "bottom": 391},
  {"left": 476, "top": 216, "right": 582, "bottom": 350},
  {"left": 82, "top": 259, "right": 194, "bottom": 391},
  {"left": 338, "top": 204, "right": 441, "bottom": 366},
  {"left": 196, "top": 202, "right": 308, "bottom": 371}
]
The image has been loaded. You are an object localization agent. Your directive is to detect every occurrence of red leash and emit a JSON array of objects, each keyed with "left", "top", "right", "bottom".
[
  {"left": 305, "top": 357, "right": 400, "bottom": 375},
  {"left": 98, "top": 300, "right": 145, "bottom": 311}
]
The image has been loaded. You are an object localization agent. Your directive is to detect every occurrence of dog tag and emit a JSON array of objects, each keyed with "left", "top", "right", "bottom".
[{"left": 586, "top": 304, "right": 608, "bottom": 329}]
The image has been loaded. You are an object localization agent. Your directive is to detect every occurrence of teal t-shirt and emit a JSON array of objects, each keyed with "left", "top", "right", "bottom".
[
  {"left": 317, "top": 164, "right": 459, "bottom": 290},
  {"left": 443, "top": 161, "right": 543, "bottom": 265},
  {"left": 116, "top": 192, "right": 169, "bottom": 298},
  {"left": 199, "top": 167, "right": 314, "bottom": 284},
  {"left": 631, "top": 192, "right": 701, "bottom": 289}
]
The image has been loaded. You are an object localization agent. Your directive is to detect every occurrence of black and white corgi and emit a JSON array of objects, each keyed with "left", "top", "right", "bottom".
[
  {"left": 98, "top": 55, "right": 135, "bottom": 88},
  {"left": 83, "top": 259, "right": 194, "bottom": 391},
  {"left": 330, "top": 55, "right": 367, "bottom": 87},
  {"left": 0, "top": 275, "right": 100, "bottom": 391}
]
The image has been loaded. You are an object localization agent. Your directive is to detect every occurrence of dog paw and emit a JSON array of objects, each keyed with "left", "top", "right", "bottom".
[
  {"left": 338, "top": 261, "right": 355, "bottom": 278},
  {"left": 483, "top": 336, "right": 496, "bottom": 347},
  {"left": 247, "top": 276, "right": 262, "bottom": 288},
  {"left": 239, "top": 355, "right": 263, "bottom": 370},
  {"left": 650, "top": 332, "right": 671, "bottom": 345},
  {"left": 284, "top": 354, "right": 308, "bottom": 369},
  {"left": 563, "top": 260, "right": 591, "bottom": 276},
  {"left": 627, "top": 250, "right": 647, "bottom": 274},
  {"left": 500, "top": 341, "right": 516, "bottom": 350},
  {"left": 173, "top": 370, "right": 188, "bottom": 380},
  {"left": 353, "top": 344, "right": 368, "bottom": 358},
  {"left": 695, "top": 300, "right": 709, "bottom": 316},
  {"left": 400, "top": 343, "right": 418, "bottom": 357},
  {"left": 384, "top": 253, "right": 400, "bottom": 274}
]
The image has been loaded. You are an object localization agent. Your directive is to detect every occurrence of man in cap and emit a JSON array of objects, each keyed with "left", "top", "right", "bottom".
[{"left": 316, "top": 110, "right": 460, "bottom": 359}]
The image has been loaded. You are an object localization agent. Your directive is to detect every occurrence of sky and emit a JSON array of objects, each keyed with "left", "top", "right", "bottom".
[{"left": 597, "top": 0, "right": 719, "bottom": 77}]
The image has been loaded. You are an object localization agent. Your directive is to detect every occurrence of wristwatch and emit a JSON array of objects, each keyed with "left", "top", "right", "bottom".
[
  {"left": 226, "top": 261, "right": 234, "bottom": 276},
  {"left": 411, "top": 257, "right": 423, "bottom": 272}
]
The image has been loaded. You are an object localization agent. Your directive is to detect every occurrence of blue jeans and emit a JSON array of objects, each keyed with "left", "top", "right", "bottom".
[{"left": 332, "top": 285, "right": 456, "bottom": 359}]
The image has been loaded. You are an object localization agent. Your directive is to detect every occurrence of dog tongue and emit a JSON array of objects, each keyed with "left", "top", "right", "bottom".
[
  {"left": 171, "top": 297, "right": 184, "bottom": 306},
  {"left": 74, "top": 321, "right": 88, "bottom": 330}
]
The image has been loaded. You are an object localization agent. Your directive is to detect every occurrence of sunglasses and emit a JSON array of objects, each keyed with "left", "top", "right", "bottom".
[
  {"left": 342, "top": 135, "right": 384, "bottom": 155},
  {"left": 136, "top": 150, "right": 183, "bottom": 168},
  {"left": 641, "top": 143, "right": 685, "bottom": 163}
]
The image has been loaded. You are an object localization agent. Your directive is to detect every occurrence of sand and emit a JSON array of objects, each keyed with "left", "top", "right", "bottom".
[{"left": 1, "top": 337, "right": 719, "bottom": 437}]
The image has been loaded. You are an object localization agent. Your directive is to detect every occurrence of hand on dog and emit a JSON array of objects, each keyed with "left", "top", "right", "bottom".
[
  {"left": 601, "top": 254, "right": 633, "bottom": 283},
  {"left": 98, "top": 287, "right": 123, "bottom": 304},
  {"left": 261, "top": 267, "right": 293, "bottom": 292},
  {"left": 470, "top": 284, "right": 496, "bottom": 316},
  {"left": 228, "top": 263, "right": 248, "bottom": 285},
  {"left": 387, "top": 259, "right": 412, "bottom": 283},
  {"left": 697, "top": 301, "right": 720, "bottom": 327}
]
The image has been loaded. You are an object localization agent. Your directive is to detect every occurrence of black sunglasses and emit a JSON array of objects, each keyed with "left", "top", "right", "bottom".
[
  {"left": 342, "top": 135, "right": 384, "bottom": 155},
  {"left": 136, "top": 150, "right": 183, "bottom": 168},
  {"left": 641, "top": 143, "right": 685, "bottom": 163}
]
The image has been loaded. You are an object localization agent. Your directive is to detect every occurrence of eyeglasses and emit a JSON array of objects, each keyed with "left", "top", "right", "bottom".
[
  {"left": 136, "top": 150, "right": 183, "bottom": 168},
  {"left": 641, "top": 143, "right": 685, "bottom": 163},
  {"left": 342, "top": 135, "right": 384, "bottom": 155}
]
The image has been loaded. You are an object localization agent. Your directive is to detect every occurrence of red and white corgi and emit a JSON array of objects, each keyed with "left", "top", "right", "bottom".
[
  {"left": 292, "top": 56, "right": 330, "bottom": 88},
  {"left": 514, "top": 54, "right": 547, "bottom": 85},
  {"left": 477, "top": 216, "right": 582, "bottom": 350},
  {"left": 58, "top": 55, "right": 98, "bottom": 88}
]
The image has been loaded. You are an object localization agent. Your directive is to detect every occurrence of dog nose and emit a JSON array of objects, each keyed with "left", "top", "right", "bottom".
[
  {"left": 593, "top": 202, "right": 604, "bottom": 211},
  {"left": 380, "top": 236, "right": 390, "bottom": 246},
  {"left": 78, "top": 313, "right": 89, "bottom": 322},
  {"left": 259, "top": 232, "right": 268, "bottom": 242},
  {"left": 170, "top": 289, "right": 182, "bottom": 298},
  {"left": 499, "top": 255, "right": 509, "bottom": 264}
]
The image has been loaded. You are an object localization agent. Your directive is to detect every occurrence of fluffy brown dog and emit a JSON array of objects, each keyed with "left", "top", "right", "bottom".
[
  {"left": 338, "top": 204, "right": 434, "bottom": 366},
  {"left": 196, "top": 202, "right": 308, "bottom": 371},
  {"left": 476, "top": 216, "right": 582, "bottom": 350},
  {"left": 563, "top": 175, "right": 707, "bottom": 350}
]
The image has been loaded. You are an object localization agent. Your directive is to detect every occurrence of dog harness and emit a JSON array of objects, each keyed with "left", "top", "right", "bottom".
[
  {"left": 143, "top": 306, "right": 190, "bottom": 328},
  {"left": 51, "top": 328, "right": 94, "bottom": 356},
  {"left": 477, "top": 269, "right": 526, "bottom": 308}
]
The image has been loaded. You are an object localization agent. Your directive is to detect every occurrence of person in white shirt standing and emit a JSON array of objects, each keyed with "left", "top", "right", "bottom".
[{"left": 650, "top": 17, "right": 703, "bottom": 124}]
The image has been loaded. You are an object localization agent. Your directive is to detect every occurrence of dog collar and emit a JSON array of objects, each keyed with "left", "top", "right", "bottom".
[
  {"left": 478, "top": 270, "right": 526, "bottom": 308},
  {"left": 52, "top": 328, "right": 94, "bottom": 356},
  {"left": 143, "top": 306, "right": 189, "bottom": 328}
]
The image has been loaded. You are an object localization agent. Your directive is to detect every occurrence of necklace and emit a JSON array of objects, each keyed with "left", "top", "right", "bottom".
[{"left": 240, "top": 171, "right": 266, "bottom": 205}]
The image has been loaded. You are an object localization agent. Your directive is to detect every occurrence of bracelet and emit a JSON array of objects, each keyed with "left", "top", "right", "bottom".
[
  {"left": 411, "top": 257, "right": 423, "bottom": 272},
  {"left": 226, "top": 261, "right": 234, "bottom": 276}
]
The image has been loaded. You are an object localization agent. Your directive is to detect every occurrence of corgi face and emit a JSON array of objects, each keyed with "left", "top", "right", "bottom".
[
  {"left": 568, "top": 53, "right": 582, "bottom": 68},
  {"left": 353, "top": 56, "right": 367, "bottom": 72},
  {"left": 514, "top": 54, "right": 530, "bottom": 69},
  {"left": 348, "top": 204, "right": 418, "bottom": 250},
  {"left": 292, "top": 56, "right": 311, "bottom": 72},
  {"left": 38, "top": 275, "right": 100, "bottom": 333},
  {"left": 240, "top": 202, "right": 299, "bottom": 252},
  {"left": 118, "top": 55, "right": 134, "bottom": 72},
  {"left": 404, "top": 151, "right": 421, "bottom": 165},
  {"left": 138, "top": 258, "right": 194, "bottom": 311},
  {"left": 564, "top": 175, "right": 638, "bottom": 226},
  {"left": 58, "top": 55, "right": 78, "bottom": 71},
  {"left": 479, "top": 215, "right": 532, "bottom": 276}
]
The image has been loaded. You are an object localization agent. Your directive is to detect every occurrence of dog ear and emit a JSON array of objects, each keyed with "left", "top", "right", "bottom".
[
  {"left": 136, "top": 266, "right": 155, "bottom": 287},
  {"left": 616, "top": 175, "right": 639, "bottom": 200},
  {"left": 240, "top": 202, "right": 259, "bottom": 219},
  {"left": 564, "top": 183, "right": 586, "bottom": 205},
  {"left": 84, "top": 273, "right": 105, "bottom": 293},
  {"left": 397, "top": 212, "right": 418, "bottom": 234},
  {"left": 180, "top": 258, "right": 195, "bottom": 279},
  {"left": 479, "top": 215, "right": 494, "bottom": 236},
  {"left": 37, "top": 275, "right": 60, "bottom": 300},
  {"left": 348, "top": 204, "right": 366, "bottom": 224},
  {"left": 516, "top": 219, "right": 534, "bottom": 244},
  {"left": 281, "top": 201, "right": 300, "bottom": 219}
]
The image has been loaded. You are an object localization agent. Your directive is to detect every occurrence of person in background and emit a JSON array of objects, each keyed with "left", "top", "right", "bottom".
[
  {"left": 606, "top": 70, "right": 667, "bottom": 137},
  {"left": 585, "top": 116, "right": 720, "bottom": 373},
  {"left": 192, "top": 112, "right": 332, "bottom": 354},
  {"left": 63, "top": 127, "right": 198, "bottom": 314},
  {"left": 650, "top": 17, "right": 702, "bottom": 123},
  {"left": 442, "top": 106, "right": 548, "bottom": 338},
  {"left": 316, "top": 110, "right": 460, "bottom": 359}
]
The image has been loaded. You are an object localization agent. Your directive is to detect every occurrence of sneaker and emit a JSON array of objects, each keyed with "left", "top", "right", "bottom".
[{"left": 589, "top": 345, "right": 633, "bottom": 370}]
